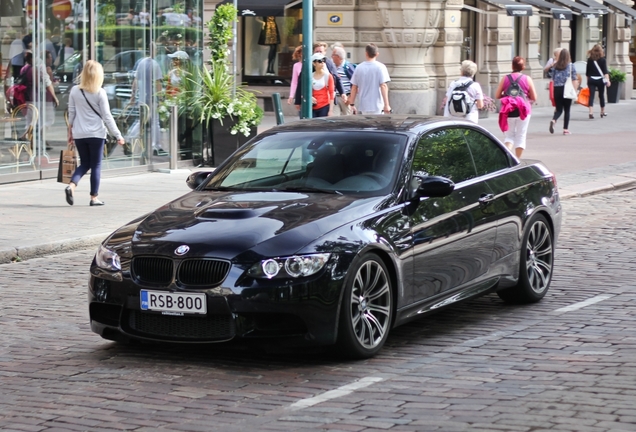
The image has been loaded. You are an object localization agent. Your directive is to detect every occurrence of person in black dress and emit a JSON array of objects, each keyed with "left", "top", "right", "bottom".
[{"left": 585, "top": 44, "right": 610, "bottom": 119}]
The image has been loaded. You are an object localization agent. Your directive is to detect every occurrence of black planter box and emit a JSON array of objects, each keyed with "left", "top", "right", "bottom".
[
  {"left": 203, "top": 117, "right": 258, "bottom": 166},
  {"left": 607, "top": 82, "right": 623, "bottom": 104}
]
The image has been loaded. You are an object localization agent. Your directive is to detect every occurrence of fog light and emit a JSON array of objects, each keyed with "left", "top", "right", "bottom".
[{"left": 94, "top": 278, "right": 110, "bottom": 302}]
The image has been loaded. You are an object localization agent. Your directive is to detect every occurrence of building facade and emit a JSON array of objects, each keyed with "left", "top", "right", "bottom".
[
  {"left": 2, "top": 0, "right": 635, "bottom": 184},
  {"left": 226, "top": 0, "right": 634, "bottom": 115}
]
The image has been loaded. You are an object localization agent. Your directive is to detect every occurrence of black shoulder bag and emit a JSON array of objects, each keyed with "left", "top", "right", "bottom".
[{"left": 80, "top": 89, "right": 119, "bottom": 156}]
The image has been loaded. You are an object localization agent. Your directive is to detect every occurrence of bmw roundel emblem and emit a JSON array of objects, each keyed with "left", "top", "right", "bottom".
[{"left": 175, "top": 245, "right": 190, "bottom": 256}]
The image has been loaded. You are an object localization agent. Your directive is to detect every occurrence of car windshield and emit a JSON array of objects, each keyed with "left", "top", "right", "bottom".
[{"left": 204, "top": 131, "right": 408, "bottom": 196}]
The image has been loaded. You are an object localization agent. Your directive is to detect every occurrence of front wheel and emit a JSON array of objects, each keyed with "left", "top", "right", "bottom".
[
  {"left": 337, "top": 253, "right": 393, "bottom": 359},
  {"left": 497, "top": 213, "right": 554, "bottom": 304}
]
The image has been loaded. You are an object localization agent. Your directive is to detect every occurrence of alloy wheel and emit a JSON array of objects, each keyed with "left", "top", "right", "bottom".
[
  {"left": 525, "top": 220, "right": 553, "bottom": 294},
  {"left": 349, "top": 260, "right": 391, "bottom": 349}
]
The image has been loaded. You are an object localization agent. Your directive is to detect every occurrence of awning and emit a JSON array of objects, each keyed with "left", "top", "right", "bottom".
[
  {"left": 520, "top": 0, "right": 575, "bottom": 18},
  {"left": 480, "top": 0, "right": 577, "bottom": 17},
  {"left": 575, "top": 0, "right": 610, "bottom": 14},
  {"left": 217, "top": 0, "right": 293, "bottom": 17},
  {"left": 601, "top": 0, "right": 636, "bottom": 18},
  {"left": 551, "top": 0, "right": 602, "bottom": 17},
  {"left": 480, "top": 0, "right": 534, "bottom": 16}
]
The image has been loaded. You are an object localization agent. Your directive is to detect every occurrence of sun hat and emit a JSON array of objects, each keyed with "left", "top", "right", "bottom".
[
  {"left": 167, "top": 50, "right": 189, "bottom": 60},
  {"left": 310, "top": 53, "right": 326, "bottom": 62}
]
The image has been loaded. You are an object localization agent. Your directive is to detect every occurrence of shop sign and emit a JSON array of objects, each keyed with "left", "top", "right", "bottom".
[
  {"left": 505, "top": 5, "right": 532, "bottom": 16},
  {"left": 26, "top": 0, "right": 38, "bottom": 18},
  {"left": 328, "top": 13, "right": 343, "bottom": 25},
  {"left": 552, "top": 8, "right": 572, "bottom": 19},
  {"left": 52, "top": 0, "right": 72, "bottom": 20}
]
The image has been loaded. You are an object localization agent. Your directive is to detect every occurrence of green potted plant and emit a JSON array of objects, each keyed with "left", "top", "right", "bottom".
[
  {"left": 181, "top": 3, "right": 263, "bottom": 165},
  {"left": 607, "top": 68, "right": 626, "bottom": 104}
]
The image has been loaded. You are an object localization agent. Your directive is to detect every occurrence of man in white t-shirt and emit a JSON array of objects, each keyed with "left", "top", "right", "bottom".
[{"left": 347, "top": 43, "right": 391, "bottom": 115}]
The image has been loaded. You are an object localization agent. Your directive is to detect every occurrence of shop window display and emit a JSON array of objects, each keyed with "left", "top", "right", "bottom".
[{"left": 243, "top": 9, "right": 301, "bottom": 84}]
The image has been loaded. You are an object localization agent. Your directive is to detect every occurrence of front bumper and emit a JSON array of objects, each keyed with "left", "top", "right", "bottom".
[{"left": 88, "top": 257, "right": 347, "bottom": 347}]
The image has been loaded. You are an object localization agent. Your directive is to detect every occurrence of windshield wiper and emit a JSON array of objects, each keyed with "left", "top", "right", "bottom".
[{"left": 275, "top": 186, "right": 343, "bottom": 195}]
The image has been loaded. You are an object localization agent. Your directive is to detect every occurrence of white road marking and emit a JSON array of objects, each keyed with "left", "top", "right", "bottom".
[
  {"left": 553, "top": 294, "right": 613, "bottom": 313},
  {"left": 289, "top": 376, "right": 384, "bottom": 410}
]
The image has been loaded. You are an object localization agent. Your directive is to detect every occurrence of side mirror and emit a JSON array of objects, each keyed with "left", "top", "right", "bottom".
[
  {"left": 186, "top": 171, "right": 212, "bottom": 190},
  {"left": 415, "top": 175, "right": 455, "bottom": 198}
]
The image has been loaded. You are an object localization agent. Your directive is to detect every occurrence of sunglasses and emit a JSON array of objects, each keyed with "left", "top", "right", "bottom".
[{"left": 313, "top": 59, "right": 325, "bottom": 63}]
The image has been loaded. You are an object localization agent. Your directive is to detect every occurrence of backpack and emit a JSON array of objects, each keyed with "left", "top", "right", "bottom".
[
  {"left": 505, "top": 74, "right": 525, "bottom": 98},
  {"left": 448, "top": 80, "right": 475, "bottom": 117}
]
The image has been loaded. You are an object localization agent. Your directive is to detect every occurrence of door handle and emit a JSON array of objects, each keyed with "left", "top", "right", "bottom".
[{"left": 478, "top": 193, "right": 495, "bottom": 205}]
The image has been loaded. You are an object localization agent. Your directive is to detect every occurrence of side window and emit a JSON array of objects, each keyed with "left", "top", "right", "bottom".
[
  {"left": 413, "top": 128, "right": 477, "bottom": 183},
  {"left": 464, "top": 129, "right": 510, "bottom": 176}
]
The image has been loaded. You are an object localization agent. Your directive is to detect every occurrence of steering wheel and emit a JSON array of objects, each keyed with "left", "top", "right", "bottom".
[{"left": 360, "top": 172, "right": 387, "bottom": 185}]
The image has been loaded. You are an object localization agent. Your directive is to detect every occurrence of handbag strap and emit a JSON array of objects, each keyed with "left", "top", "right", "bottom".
[
  {"left": 80, "top": 89, "right": 104, "bottom": 121},
  {"left": 593, "top": 60, "right": 604, "bottom": 77},
  {"left": 80, "top": 89, "right": 115, "bottom": 138}
]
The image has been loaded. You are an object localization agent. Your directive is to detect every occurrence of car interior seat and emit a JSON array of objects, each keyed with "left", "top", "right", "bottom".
[{"left": 307, "top": 144, "right": 345, "bottom": 184}]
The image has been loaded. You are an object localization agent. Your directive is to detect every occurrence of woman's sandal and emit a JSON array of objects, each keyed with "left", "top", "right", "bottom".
[
  {"left": 601, "top": 112, "right": 607, "bottom": 118},
  {"left": 589, "top": 114, "right": 594, "bottom": 119}
]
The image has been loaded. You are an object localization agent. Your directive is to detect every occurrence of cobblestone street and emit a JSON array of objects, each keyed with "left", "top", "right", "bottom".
[{"left": 1, "top": 188, "right": 636, "bottom": 431}]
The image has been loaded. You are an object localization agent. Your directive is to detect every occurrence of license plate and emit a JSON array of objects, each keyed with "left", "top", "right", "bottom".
[{"left": 140, "top": 290, "right": 207, "bottom": 315}]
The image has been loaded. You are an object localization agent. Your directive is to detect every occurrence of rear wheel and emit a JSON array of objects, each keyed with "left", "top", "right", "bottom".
[
  {"left": 497, "top": 214, "right": 554, "bottom": 303},
  {"left": 337, "top": 253, "right": 393, "bottom": 359}
]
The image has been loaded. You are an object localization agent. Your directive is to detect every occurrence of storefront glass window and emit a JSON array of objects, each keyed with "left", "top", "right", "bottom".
[
  {"left": 0, "top": 0, "right": 204, "bottom": 182},
  {"left": 242, "top": 8, "right": 302, "bottom": 84}
]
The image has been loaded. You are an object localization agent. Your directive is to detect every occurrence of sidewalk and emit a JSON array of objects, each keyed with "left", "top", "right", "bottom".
[{"left": 1, "top": 100, "right": 635, "bottom": 264}]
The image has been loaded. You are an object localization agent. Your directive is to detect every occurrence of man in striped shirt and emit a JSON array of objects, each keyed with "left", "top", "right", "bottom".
[{"left": 331, "top": 46, "right": 356, "bottom": 116}]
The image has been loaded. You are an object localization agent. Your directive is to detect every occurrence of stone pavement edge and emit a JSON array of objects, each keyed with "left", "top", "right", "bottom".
[{"left": 1, "top": 99, "right": 635, "bottom": 264}]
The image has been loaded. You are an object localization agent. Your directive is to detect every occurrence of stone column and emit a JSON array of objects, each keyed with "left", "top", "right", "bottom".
[
  {"left": 480, "top": 11, "right": 514, "bottom": 96},
  {"left": 607, "top": 12, "right": 633, "bottom": 99},
  {"left": 376, "top": 0, "right": 443, "bottom": 114},
  {"left": 431, "top": 0, "right": 463, "bottom": 115}
]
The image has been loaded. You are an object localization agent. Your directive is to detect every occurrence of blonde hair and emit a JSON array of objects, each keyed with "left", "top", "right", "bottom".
[{"left": 78, "top": 60, "right": 104, "bottom": 94}]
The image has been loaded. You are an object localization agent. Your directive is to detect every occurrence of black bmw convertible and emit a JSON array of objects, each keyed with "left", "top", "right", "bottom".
[{"left": 89, "top": 116, "right": 562, "bottom": 358}]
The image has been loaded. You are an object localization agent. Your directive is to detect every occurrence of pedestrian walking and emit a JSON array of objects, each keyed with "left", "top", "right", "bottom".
[
  {"left": 495, "top": 56, "right": 537, "bottom": 158},
  {"left": 543, "top": 48, "right": 561, "bottom": 78},
  {"left": 293, "top": 53, "right": 335, "bottom": 118},
  {"left": 549, "top": 48, "right": 579, "bottom": 135},
  {"left": 287, "top": 45, "right": 302, "bottom": 116},
  {"left": 586, "top": 44, "right": 610, "bottom": 119},
  {"left": 65, "top": 60, "right": 124, "bottom": 207},
  {"left": 331, "top": 46, "right": 355, "bottom": 115},
  {"left": 347, "top": 43, "right": 391, "bottom": 115},
  {"left": 443, "top": 60, "right": 483, "bottom": 124},
  {"left": 130, "top": 55, "right": 165, "bottom": 155},
  {"left": 20, "top": 50, "right": 59, "bottom": 140},
  {"left": 313, "top": 42, "right": 346, "bottom": 107}
]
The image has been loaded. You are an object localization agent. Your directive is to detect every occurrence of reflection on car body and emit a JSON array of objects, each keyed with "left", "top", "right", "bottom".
[{"left": 88, "top": 116, "right": 562, "bottom": 358}]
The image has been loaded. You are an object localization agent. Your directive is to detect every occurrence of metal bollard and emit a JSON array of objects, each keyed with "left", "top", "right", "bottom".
[
  {"left": 169, "top": 105, "right": 178, "bottom": 170},
  {"left": 272, "top": 93, "right": 285, "bottom": 125}
]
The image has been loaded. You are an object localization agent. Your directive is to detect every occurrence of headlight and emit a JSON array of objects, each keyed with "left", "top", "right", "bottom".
[
  {"left": 95, "top": 245, "right": 121, "bottom": 272},
  {"left": 249, "top": 253, "right": 330, "bottom": 279}
]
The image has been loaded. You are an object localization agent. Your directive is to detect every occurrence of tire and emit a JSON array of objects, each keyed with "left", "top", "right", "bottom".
[
  {"left": 337, "top": 253, "right": 393, "bottom": 359},
  {"left": 497, "top": 213, "right": 554, "bottom": 304}
]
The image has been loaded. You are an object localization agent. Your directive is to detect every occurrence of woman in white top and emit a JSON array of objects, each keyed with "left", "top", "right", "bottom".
[{"left": 65, "top": 60, "right": 124, "bottom": 206}]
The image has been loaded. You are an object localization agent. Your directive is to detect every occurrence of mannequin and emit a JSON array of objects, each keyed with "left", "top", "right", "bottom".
[{"left": 257, "top": 16, "right": 280, "bottom": 75}]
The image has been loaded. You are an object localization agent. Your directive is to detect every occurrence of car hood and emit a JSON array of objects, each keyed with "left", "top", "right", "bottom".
[{"left": 121, "top": 191, "right": 384, "bottom": 260}]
